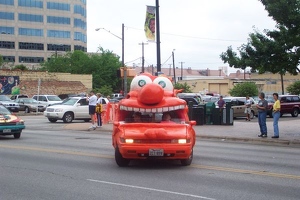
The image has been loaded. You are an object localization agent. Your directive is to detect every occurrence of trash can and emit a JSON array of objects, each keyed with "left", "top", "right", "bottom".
[
  {"left": 205, "top": 102, "right": 215, "bottom": 125},
  {"left": 221, "top": 102, "right": 234, "bottom": 125},
  {"left": 212, "top": 107, "right": 222, "bottom": 125},
  {"left": 192, "top": 106, "right": 205, "bottom": 125}
]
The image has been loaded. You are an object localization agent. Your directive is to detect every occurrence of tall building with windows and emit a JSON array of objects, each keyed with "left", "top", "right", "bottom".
[{"left": 0, "top": 0, "right": 87, "bottom": 67}]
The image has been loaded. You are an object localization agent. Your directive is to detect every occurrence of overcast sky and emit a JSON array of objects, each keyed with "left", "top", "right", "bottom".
[{"left": 87, "top": 0, "right": 277, "bottom": 73}]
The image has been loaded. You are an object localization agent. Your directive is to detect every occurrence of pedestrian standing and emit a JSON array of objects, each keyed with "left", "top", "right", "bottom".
[
  {"left": 256, "top": 92, "right": 268, "bottom": 137},
  {"left": 244, "top": 96, "right": 251, "bottom": 121},
  {"left": 272, "top": 93, "right": 281, "bottom": 138},
  {"left": 96, "top": 93, "right": 103, "bottom": 127},
  {"left": 217, "top": 96, "right": 225, "bottom": 110},
  {"left": 87, "top": 91, "right": 97, "bottom": 130}
]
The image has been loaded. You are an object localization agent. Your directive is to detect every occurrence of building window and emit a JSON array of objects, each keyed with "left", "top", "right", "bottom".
[
  {"left": 74, "top": 45, "right": 86, "bottom": 52},
  {"left": 0, "top": 26, "right": 14, "bottom": 34},
  {"left": 19, "top": 28, "right": 43, "bottom": 36},
  {"left": 0, "top": 12, "right": 14, "bottom": 20},
  {"left": 0, "top": 41, "right": 15, "bottom": 49},
  {"left": 0, "top": 0, "right": 14, "bottom": 5},
  {"left": 47, "top": 2, "right": 70, "bottom": 11},
  {"left": 18, "top": 0, "right": 43, "bottom": 8},
  {"left": 74, "top": 18, "right": 86, "bottom": 30},
  {"left": 47, "top": 16, "right": 70, "bottom": 25},
  {"left": 19, "top": 56, "right": 44, "bottom": 63},
  {"left": 47, "top": 30, "right": 70, "bottom": 38},
  {"left": 2, "top": 56, "right": 15, "bottom": 62},
  {"left": 74, "top": 5, "right": 86, "bottom": 17},
  {"left": 19, "top": 42, "right": 44, "bottom": 50},
  {"left": 19, "top": 13, "right": 43, "bottom": 22},
  {"left": 47, "top": 44, "right": 71, "bottom": 52},
  {"left": 80, "top": 0, "right": 86, "bottom": 5},
  {"left": 74, "top": 32, "right": 86, "bottom": 43}
]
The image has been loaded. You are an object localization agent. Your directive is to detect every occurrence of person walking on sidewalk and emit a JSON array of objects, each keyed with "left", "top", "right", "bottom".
[
  {"left": 256, "top": 92, "right": 268, "bottom": 137},
  {"left": 87, "top": 91, "right": 97, "bottom": 130},
  {"left": 272, "top": 93, "right": 281, "bottom": 138},
  {"left": 96, "top": 93, "right": 103, "bottom": 128}
]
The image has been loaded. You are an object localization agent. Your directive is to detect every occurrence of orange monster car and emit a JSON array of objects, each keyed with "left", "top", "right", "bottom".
[{"left": 112, "top": 73, "right": 196, "bottom": 167}]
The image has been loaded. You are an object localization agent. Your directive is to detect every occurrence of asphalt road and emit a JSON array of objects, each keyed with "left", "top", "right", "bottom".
[{"left": 0, "top": 116, "right": 299, "bottom": 200}]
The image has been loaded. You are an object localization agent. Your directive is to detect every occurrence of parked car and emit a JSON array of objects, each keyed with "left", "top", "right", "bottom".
[
  {"left": 267, "top": 95, "right": 300, "bottom": 117},
  {"left": 32, "top": 95, "right": 63, "bottom": 107},
  {"left": 44, "top": 97, "right": 91, "bottom": 123},
  {"left": 218, "top": 97, "right": 258, "bottom": 119},
  {"left": 10, "top": 94, "right": 29, "bottom": 100},
  {"left": 0, "top": 95, "right": 20, "bottom": 112},
  {"left": 0, "top": 105, "right": 25, "bottom": 139},
  {"left": 14, "top": 98, "right": 46, "bottom": 113},
  {"left": 179, "top": 96, "right": 201, "bottom": 107}
]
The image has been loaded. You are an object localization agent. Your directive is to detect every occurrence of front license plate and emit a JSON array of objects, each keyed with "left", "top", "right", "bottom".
[
  {"left": 149, "top": 149, "right": 164, "bottom": 156},
  {"left": 3, "top": 129, "right": 11, "bottom": 133}
]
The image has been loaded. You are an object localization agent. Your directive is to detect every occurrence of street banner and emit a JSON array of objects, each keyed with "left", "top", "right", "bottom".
[{"left": 144, "top": 6, "right": 156, "bottom": 42}]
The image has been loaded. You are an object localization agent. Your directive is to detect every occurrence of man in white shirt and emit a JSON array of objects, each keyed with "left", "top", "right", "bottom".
[{"left": 87, "top": 91, "right": 97, "bottom": 130}]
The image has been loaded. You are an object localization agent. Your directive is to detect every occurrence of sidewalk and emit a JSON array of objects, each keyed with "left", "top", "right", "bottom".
[{"left": 64, "top": 117, "right": 300, "bottom": 147}]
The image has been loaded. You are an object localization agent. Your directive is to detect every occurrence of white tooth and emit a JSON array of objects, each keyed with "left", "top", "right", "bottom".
[
  {"left": 163, "top": 107, "right": 169, "bottom": 112},
  {"left": 146, "top": 109, "right": 151, "bottom": 112},
  {"left": 175, "top": 106, "right": 180, "bottom": 110},
  {"left": 169, "top": 106, "right": 175, "bottom": 111},
  {"left": 134, "top": 108, "right": 139, "bottom": 112},
  {"left": 120, "top": 106, "right": 124, "bottom": 110},
  {"left": 129, "top": 107, "right": 134, "bottom": 111},
  {"left": 151, "top": 108, "right": 157, "bottom": 112},
  {"left": 157, "top": 108, "right": 163, "bottom": 112},
  {"left": 180, "top": 105, "right": 184, "bottom": 109},
  {"left": 140, "top": 108, "right": 146, "bottom": 113}
]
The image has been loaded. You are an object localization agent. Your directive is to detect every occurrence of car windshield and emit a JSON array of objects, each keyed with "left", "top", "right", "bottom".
[
  {"left": 61, "top": 98, "right": 79, "bottom": 105},
  {"left": 23, "top": 98, "right": 38, "bottom": 103},
  {"left": 48, "top": 96, "right": 62, "bottom": 101},
  {"left": 0, "top": 105, "right": 11, "bottom": 115},
  {"left": 0, "top": 95, "right": 11, "bottom": 101}
]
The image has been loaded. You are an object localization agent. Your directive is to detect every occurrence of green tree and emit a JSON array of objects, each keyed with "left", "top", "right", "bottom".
[
  {"left": 220, "top": 0, "right": 300, "bottom": 75},
  {"left": 229, "top": 82, "right": 258, "bottom": 97},
  {"left": 286, "top": 81, "right": 300, "bottom": 95},
  {"left": 174, "top": 82, "right": 192, "bottom": 93},
  {"left": 13, "top": 64, "right": 28, "bottom": 71},
  {"left": 41, "top": 47, "right": 122, "bottom": 92}
]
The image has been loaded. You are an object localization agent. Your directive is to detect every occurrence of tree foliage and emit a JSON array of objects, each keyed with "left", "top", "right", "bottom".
[
  {"left": 13, "top": 65, "right": 28, "bottom": 71},
  {"left": 286, "top": 81, "right": 300, "bottom": 95},
  {"left": 0, "top": 55, "right": 3, "bottom": 67},
  {"left": 229, "top": 82, "right": 258, "bottom": 97},
  {"left": 220, "top": 0, "right": 300, "bottom": 75},
  {"left": 174, "top": 82, "right": 192, "bottom": 93},
  {"left": 41, "top": 47, "right": 122, "bottom": 93}
]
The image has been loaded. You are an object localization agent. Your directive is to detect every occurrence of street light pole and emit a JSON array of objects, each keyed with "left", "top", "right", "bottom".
[
  {"left": 95, "top": 23, "right": 127, "bottom": 96},
  {"left": 172, "top": 49, "right": 176, "bottom": 84},
  {"left": 179, "top": 62, "right": 184, "bottom": 80},
  {"left": 156, "top": 0, "right": 161, "bottom": 72},
  {"left": 138, "top": 42, "right": 148, "bottom": 73}
]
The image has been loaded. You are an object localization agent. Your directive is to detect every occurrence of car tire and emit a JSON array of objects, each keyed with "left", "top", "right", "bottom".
[
  {"left": 180, "top": 149, "right": 193, "bottom": 166},
  {"left": 63, "top": 112, "right": 74, "bottom": 123},
  {"left": 48, "top": 118, "right": 57, "bottom": 123},
  {"left": 291, "top": 108, "right": 299, "bottom": 117},
  {"left": 25, "top": 107, "right": 30, "bottom": 113},
  {"left": 14, "top": 132, "right": 21, "bottom": 139},
  {"left": 115, "top": 147, "right": 130, "bottom": 167}
]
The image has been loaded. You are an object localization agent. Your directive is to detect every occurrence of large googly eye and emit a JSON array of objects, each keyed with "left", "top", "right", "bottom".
[
  {"left": 130, "top": 75, "right": 152, "bottom": 91},
  {"left": 153, "top": 77, "right": 173, "bottom": 92}
]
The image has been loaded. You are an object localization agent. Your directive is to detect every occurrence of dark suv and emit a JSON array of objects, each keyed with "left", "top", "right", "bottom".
[{"left": 267, "top": 95, "right": 300, "bottom": 117}]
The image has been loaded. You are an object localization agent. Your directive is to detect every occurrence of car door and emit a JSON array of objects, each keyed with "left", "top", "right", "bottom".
[
  {"left": 17, "top": 99, "right": 25, "bottom": 111},
  {"left": 75, "top": 99, "right": 89, "bottom": 118}
]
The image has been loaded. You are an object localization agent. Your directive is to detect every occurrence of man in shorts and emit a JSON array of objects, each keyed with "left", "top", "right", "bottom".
[{"left": 87, "top": 91, "right": 97, "bottom": 130}]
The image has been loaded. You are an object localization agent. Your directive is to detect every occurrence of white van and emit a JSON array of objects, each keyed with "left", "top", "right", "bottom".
[{"left": 32, "top": 95, "right": 63, "bottom": 106}]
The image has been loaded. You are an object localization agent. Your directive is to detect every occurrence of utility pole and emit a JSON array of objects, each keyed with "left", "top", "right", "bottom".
[
  {"left": 179, "top": 62, "right": 184, "bottom": 80},
  {"left": 168, "top": 64, "right": 172, "bottom": 76},
  {"left": 138, "top": 42, "right": 148, "bottom": 73},
  {"left": 156, "top": 0, "right": 161, "bottom": 72},
  {"left": 172, "top": 49, "right": 176, "bottom": 84}
]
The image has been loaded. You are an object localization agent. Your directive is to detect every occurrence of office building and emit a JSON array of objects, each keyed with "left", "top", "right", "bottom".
[{"left": 0, "top": 0, "right": 87, "bottom": 67}]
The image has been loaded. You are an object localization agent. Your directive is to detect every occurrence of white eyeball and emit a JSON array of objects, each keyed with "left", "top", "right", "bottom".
[
  {"left": 153, "top": 77, "right": 173, "bottom": 92},
  {"left": 130, "top": 75, "right": 153, "bottom": 91}
]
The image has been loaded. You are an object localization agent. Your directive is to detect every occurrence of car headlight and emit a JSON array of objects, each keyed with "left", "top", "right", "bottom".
[
  {"left": 125, "top": 139, "right": 134, "bottom": 144},
  {"left": 178, "top": 139, "right": 187, "bottom": 144},
  {"left": 16, "top": 121, "right": 24, "bottom": 125},
  {"left": 54, "top": 108, "right": 64, "bottom": 112}
]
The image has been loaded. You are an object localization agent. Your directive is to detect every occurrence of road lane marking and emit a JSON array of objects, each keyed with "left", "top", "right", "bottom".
[
  {"left": 191, "top": 164, "right": 300, "bottom": 180},
  {"left": 87, "top": 179, "right": 216, "bottom": 200},
  {"left": 1, "top": 144, "right": 300, "bottom": 180},
  {"left": 0, "top": 144, "right": 114, "bottom": 159}
]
